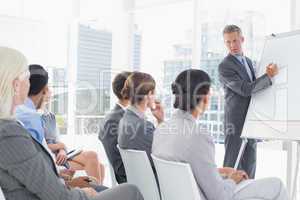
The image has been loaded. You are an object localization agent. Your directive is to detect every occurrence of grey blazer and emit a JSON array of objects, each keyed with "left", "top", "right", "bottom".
[
  {"left": 218, "top": 54, "right": 272, "bottom": 136},
  {"left": 99, "top": 104, "right": 127, "bottom": 183},
  {"left": 0, "top": 119, "right": 88, "bottom": 200},
  {"left": 117, "top": 106, "right": 155, "bottom": 168},
  {"left": 152, "top": 110, "right": 236, "bottom": 200}
]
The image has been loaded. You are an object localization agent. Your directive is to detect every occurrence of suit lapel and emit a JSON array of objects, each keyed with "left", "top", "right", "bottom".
[
  {"left": 17, "top": 120, "right": 59, "bottom": 176},
  {"left": 32, "top": 137, "right": 59, "bottom": 176},
  {"left": 227, "top": 54, "right": 252, "bottom": 82},
  {"left": 245, "top": 57, "right": 256, "bottom": 80},
  {"left": 114, "top": 104, "right": 125, "bottom": 117},
  {"left": 114, "top": 104, "right": 123, "bottom": 112}
]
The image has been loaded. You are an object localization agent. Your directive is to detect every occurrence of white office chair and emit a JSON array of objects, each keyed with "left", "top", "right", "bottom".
[
  {"left": 98, "top": 140, "right": 119, "bottom": 187},
  {"left": 151, "top": 155, "right": 202, "bottom": 200},
  {"left": 0, "top": 187, "right": 6, "bottom": 200},
  {"left": 152, "top": 155, "right": 267, "bottom": 200},
  {"left": 117, "top": 146, "right": 161, "bottom": 200},
  {"left": 108, "top": 162, "right": 119, "bottom": 187}
]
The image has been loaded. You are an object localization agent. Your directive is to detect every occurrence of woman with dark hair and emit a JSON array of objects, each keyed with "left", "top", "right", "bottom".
[
  {"left": 99, "top": 71, "right": 132, "bottom": 184},
  {"left": 152, "top": 69, "right": 288, "bottom": 200},
  {"left": 118, "top": 71, "right": 164, "bottom": 167}
]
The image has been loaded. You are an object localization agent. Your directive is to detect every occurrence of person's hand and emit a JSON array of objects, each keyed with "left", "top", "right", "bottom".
[
  {"left": 151, "top": 101, "right": 164, "bottom": 124},
  {"left": 238, "top": 170, "right": 249, "bottom": 180},
  {"left": 218, "top": 167, "right": 236, "bottom": 175},
  {"left": 228, "top": 170, "right": 249, "bottom": 184},
  {"left": 59, "top": 168, "right": 75, "bottom": 181},
  {"left": 56, "top": 149, "right": 68, "bottom": 166},
  {"left": 66, "top": 176, "right": 91, "bottom": 188},
  {"left": 266, "top": 63, "right": 279, "bottom": 78},
  {"left": 61, "top": 168, "right": 76, "bottom": 177},
  {"left": 60, "top": 173, "right": 72, "bottom": 182},
  {"left": 81, "top": 187, "right": 98, "bottom": 197},
  {"left": 57, "top": 142, "right": 66, "bottom": 150}
]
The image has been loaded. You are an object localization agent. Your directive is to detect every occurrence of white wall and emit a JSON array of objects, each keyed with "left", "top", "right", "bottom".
[
  {"left": 0, "top": 15, "right": 47, "bottom": 65},
  {"left": 295, "top": 0, "right": 300, "bottom": 28},
  {"left": 290, "top": 0, "right": 300, "bottom": 29}
]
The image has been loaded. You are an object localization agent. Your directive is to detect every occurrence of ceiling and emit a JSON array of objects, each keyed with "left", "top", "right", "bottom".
[{"left": 134, "top": 0, "right": 192, "bottom": 10}]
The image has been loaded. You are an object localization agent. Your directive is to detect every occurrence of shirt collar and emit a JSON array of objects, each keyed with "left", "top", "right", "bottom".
[
  {"left": 116, "top": 102, "right": 127, "bottom": 110},
  {"left": 232, "top": 53, "right": 244, "bottom": 60},
  {"left": 16, "top": 119, "right": 25, "bottom": 127},
  {"left": 128, "top": 105, "right": 146, "bottom": 119},
  {"left": 173, "top": 109, "right": 197, "bottom": 122},
  {"left": 24, "top": 98, "right": 37, "bottom": 110}
]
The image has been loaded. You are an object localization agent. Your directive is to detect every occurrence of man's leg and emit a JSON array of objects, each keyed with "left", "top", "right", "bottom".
[
  {"left": 234, "top": 178, "right": 288, "bottom": 200},
  {"left": 92, "top": 184, "right": 144, "bottom": 200},
  {"left": 223, "top": 134, "right": 242, "bottom": 169},
  {"left": 241, "top": 139, "right": 257, "bottom": 179},
  {"left": 223, "top": 134, "right": 256, "bottom": 178}
]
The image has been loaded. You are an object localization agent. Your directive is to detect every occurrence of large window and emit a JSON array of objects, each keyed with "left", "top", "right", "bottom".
[
  {"left": 0, "top": 0, "right": 298, "bottom": 192},
  {"left": 130, "top": 0, "right": 294, "bottom": 193},
  {"left": 135, "top": 1, "right": 193, "bottom": 118}
]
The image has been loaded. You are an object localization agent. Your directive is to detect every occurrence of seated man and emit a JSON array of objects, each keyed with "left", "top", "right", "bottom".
[
  {"left": 99, "top": 71, "right": 131, "bottom": 184},
  {"left": 16, "top": 64, "right": 105, "bottom": 185}
]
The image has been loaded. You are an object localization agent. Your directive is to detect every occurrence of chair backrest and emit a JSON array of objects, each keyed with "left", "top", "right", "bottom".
[
  {"left": 0, "top": 187, "right": 6, "bottom": 200},
  {"left": 108, "top": 162, "right": 118, "bottom": 187},
  {"left": 117, "top": 146, "right": 161, "bottom": 200},
  {"left": 151, "top": 155, "right": 202, "bottom": 200},
  {"left": 98, "top": 140, "right": 119, "bottom": 187}
]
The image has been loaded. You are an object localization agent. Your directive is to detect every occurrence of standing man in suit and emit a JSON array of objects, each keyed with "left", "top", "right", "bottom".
[
  {"left": 99, "top": 71, "right": 131, "bottom": 184},
  {"left": 218, "top": 25, "right": 279, "bottom": 178}
]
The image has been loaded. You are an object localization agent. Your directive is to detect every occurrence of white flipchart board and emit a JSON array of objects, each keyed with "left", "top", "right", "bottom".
[{"left": 242, "top": 30, "right": 300, "bottom": 141}]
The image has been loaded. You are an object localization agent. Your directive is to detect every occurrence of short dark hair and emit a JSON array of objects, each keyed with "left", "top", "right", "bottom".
[
  {"left": 121, "top": 71, "right": 156, "bottom": 105},
  {"left": 28, "top": 64, "right": 48, "bottom": 96},
  {"left": 223, "top": 24, "right": 242, "bottom": 35},
  {"left": 112, "top": 71, "right": 131, "bottom": 100},
  {"left": 172, "top": 69, "right": 211, "bottom": 111}
]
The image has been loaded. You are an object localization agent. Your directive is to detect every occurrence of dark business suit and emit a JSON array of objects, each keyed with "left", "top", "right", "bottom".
[
  {"left": 117, "top": 106, "right": 155, "bottom": 169},
  {"left": 0, "top": 119, "right": 144, "bottom": 200},
  {"left": 99, "top": 104, "right": 127, "bottom": 183},
  {"left": 218, "top": 54, "right": 272, "bottom": 178},
  {"left": 117, "top": 106, "right": 160, "bottom": 189}
]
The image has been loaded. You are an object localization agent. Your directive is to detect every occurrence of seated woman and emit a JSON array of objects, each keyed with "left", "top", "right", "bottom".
[
  {"left": 99, "top": 71, "right": 132, "bottom": 184},
  {"left": 152, "top": 69, "right": 288, "bottom": 200},
  {"left": 40, "top": 87, "right": 105, "bottom": 185},
  {"left": 118, "top": 71, "right": 164, "bottom": 168},
  {"left": 0, "top": 47, "right": 144, "bottom": 200}
]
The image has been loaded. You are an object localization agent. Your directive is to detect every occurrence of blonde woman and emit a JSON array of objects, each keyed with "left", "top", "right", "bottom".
[{"left": 0, "top": 47, "right": 143, "bottom": 200}]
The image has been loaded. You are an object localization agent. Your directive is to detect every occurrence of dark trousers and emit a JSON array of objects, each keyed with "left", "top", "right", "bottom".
[{"left": 223, "top": 134, "right": 257, "bottom": 179}]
